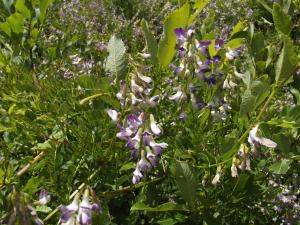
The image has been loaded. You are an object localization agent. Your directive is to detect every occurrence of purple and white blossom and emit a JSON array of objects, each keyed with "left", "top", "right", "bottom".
[
  {"left": 60, "top": 194, "right": 79, "bottom": 225},
  {"left": 248, "top": 124, "right": 277, "bottom": 149},
  {"left": 38, "top": 189, "right": 50, "bottom": 205}
]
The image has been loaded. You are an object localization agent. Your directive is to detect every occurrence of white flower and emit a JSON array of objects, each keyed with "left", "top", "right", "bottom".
[
  {"left": 231, "top": 158, "right": 238, "bottom": 178},
  {"left": 169, "top": 89, "right": 187, "bottom": 102},
  {"left": 212, "top": 173, "right": 221, "bottom": 185},
  {"left": 248, "top": 124, "right": 277, "bottom": 148},
  {"left": 137, "top": 72, "right": 152, "bottom": 84},
  {"left": 150, "top": 114, "right": 161, "bottom": 136},
  {"left": 106, "top": 109, "right": 119, "bottom": 122}
]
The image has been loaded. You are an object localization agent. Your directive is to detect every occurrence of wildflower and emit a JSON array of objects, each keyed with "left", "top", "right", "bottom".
[
  {"left": 60, "top": 194, "right": 79, "bottom": 225},
  {"left": 146, "top": 95, "right": 160, "bottom": 108},
  {"left": 177, "top": 47, "right": 187, "bottom": 58},
  {"left": 248, "top": 124, "right": 277, "bottom": 149},
  {"left": 225, "top": 47, "right": 242, "bottom": 60},
  {"left": 137, "top": 157, "right": 152, "bottom": 173},
  {"left": 197, "top": 41, "right": 211, "bottom": 55},
  {"left": 132, "top": 167, "right": 143, "bottom": 184},
  {"left": 174, "top": 28, "right": 187, "bottom": 45},
  {"left": 179, "top": 111, "right": 187, "bottom": 122},
  {"left": 37, "top": 189, "right": 50, "bottom": 205},
  {"left": 169, "top": 89, "right": 187, "bottom": 103},
  {"left": 27, "top": 205, "right": 44, "bottom": 225},
  {"left": 149, "top": 141, "right": 168, "bottom": 156},
  {"left": 106, "top": 109, "right": 118, "bottom": 122},
  {"left": 215, "top": 39, "right": 224, "bottom": 50},
  {"left": 231, "top": 158, "right": 238, "bottom": 178},
  {"left": 212, "top": 166, "right": 222, "bottom": 185},
  {"left": 126, "top": 128, "right": 143, "bottom": 151},
  {"left": 146, "top": 148, "right": 159, "bottom": 167},
  {"left": 136, "top": 72, "right": 152, "bottom": 84},
  {"left": 116, "top": 128, "right": 133, "bottom": 141},
  {"left": 238, "top": 144, "right": 251, "bottom": 171},
  {"left": 77, "top": 192, "right": 92, "bottom": 225},
  {"left": 169, "top": 63, "right": 184, "bottom": 75},
  {"left": 150, "top": 114, "right": 161, "bottom": 136},
  {"left": 141, "top": 53, "right": 152, "bottom": 59}
]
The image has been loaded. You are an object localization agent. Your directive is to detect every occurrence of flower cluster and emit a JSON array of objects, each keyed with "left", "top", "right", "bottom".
[
  {"left": 60, "top": 189, "right": 102, "bottom": 225},
  {"left": 231, "top": 144, "right": 251, "bottom": 177},
  {"left": 107, "top": 68, "right": 168, "bottom": 184},
  {"left": 0, "top": 188, "right": 45, "bottom": 225},
  {"left": 167, "top": 27, "right": 242, "bottom": 122}
]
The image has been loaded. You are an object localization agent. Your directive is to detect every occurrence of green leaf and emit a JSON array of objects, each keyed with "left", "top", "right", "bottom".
[
  {"left": 105, "top": 35, "right": 128, "bottom": 79},
  {"left": 39, "top": 0, "right": 54, "bottom": 22},
  {"left": 174, "top": 162, "right": 197, "bottom": 208},
  {"left": 131, "top": 202, "right": 189, "bottom": 212},
  {"left": 240, "top": 90, "right": 256, "bottom": 115},
  {"left": 119, "top": 162, "right": 135, "bottom": 172},
  {"left": 257, "top": 0, "right": 272, "bottom": 14},
  {"left": 36, "top": 205, "right": 52, "bottom": 213},
  {"left": 158, "top": 3, "right": 190, "bottom": 67},
  {"left": 230, "top": 21, "right": 247, "bottom": 39},
  {"left": 269, "top": 159, "right": 292, "bottom": 174},
  {"left": 251, "top": 32, "right": 264, "bottom": 58},
  {"left": 141, "top": 19, "right": 158, "bottom": 65},
  {"left": 188, "top": 0, "right": 209, "bottom": 25},
  {"left": 7, "top": 12, "right": 25, "bottom": 34},
  {"left": 272, "top": 3, "right": 293, "bottom": 35},
  {"left": 224, "top": 38, "right": 244, "bottom": 49},
  {"left": 2, "top": 0, "right": 14, "bottom": 13},
  {"left": 15, "top": 0, "right": 31, "bottom": 19},
  {"left": 0, "top": 21, "right": 11, "bottom": 36},
  {"left": 290, "top": 88, "right": 300, "bottom": 105},
  {"left": 275, "top": 36, "right": 297, "bottom": 84}
]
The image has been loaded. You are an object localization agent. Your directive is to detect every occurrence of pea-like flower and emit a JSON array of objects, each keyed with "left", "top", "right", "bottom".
[
  {"left": 38, "top": 189, "right": 50, "bottom": 205},
  {"left": 60, "top": 194, "right": 79, "bottom": 225},
  {"left": 248, "top": 124, "right": 277, "bottom": 149}
]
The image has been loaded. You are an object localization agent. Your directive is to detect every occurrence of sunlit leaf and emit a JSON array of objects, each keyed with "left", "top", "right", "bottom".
[
  {"left": 105, "top": 35, "right": 128, "bottom": 79},
  {"left": 269, "top": 159, "right": 292, "bottom": 174},
  {"left": 158, "top": 3, "right": 190, "bottom": 67}
]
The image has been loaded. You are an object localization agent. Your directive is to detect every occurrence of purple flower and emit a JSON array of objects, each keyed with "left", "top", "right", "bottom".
[
  {"left": 127, "top": 114, "right": 142, "bottom": 132},
  {"left": 146, "top": 95, "right": 160, "bottom": 108},
  {"left": 27, "top": 205, "right": 44, "bottom": 225},
  {"left": 142, "top": 131, "right": 152, "bottom": 146},
  {"left": 106, "top": 109, "right": 119, "bottom": 122},
  {"left": 38, "top": 189, "right": 50, "bottom": 205},
  {"left": 169, "top": 63, "right": 184, "bottom": 75},
  {"left": 146, "top": 151, "right": 159, "bottom": 167},
  {"left": 132, "top": 167, "right": 143, "bottom": 184},
  {"left": 212, "top": 55, "right": 221, "bottom": 65},
  {"left": 179, "top": 112, "right": 187, "bottom": 122},
  {"left": 60, "top": 195, "right": 79, "bottom": 225},
  {"left": 77, "top": 196, "right": 92, "bottom": 225},
  {"left": 206, "top": 74, "right": 217, "bottom": 85},
  {"left": 177, "top": 47, "right": 187, "bottom": 58},
  {"left": 226, "top": 47, "right": 242, "bottom": 60},
  {"left": 169, "top": 89, "right": 187, "bottom": 103},
  {"left": 174, "top": 28, "right": 187, "bottom": 45},
  {"left": 137, "top": 158, "right": 152, "bottom": 173},
  {"left": 149, "top": 141, "right": 168, "bottom": 156},
  {"left": 116, "top": 128, "right": 133, "bottom": 141},
  {"left": 197, "top": 41, "right": 211, "bottom": 55},
  {"left": 215, "top": 39, "right": 224, "bottom": 50}
]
